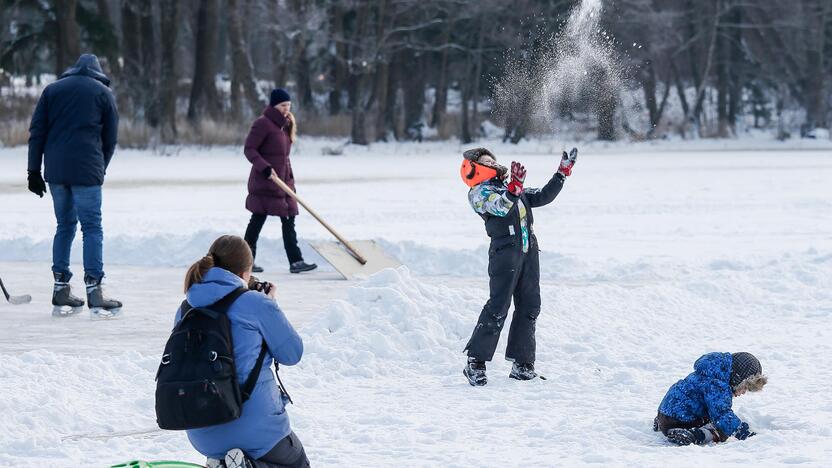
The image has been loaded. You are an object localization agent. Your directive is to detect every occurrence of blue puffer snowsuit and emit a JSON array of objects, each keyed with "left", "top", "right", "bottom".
[
  {"left": 658, "top": 352, "right": 743, "bottom": 437},
  {"left": 175, "top": 267, "right": 303, "bottom": 460}
]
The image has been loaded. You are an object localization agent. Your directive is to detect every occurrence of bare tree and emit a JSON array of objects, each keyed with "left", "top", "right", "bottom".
[{"left": 187, "top": 0, "right": 222, "bottom": 123}]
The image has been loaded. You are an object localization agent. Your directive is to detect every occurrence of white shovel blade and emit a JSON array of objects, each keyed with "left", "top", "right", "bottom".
[{"left": 309, "top": 240, "right": 401, "bottom": 280}]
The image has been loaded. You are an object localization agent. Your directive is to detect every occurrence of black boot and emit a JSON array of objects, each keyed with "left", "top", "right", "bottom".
[
  {"left": 667, "top": 428, "right": 708, "bottom": 446},
  {"left": 463, "top": 357, "right": 487, "bottom": 386},
  {"left": 290, "top": 261, "right": 317, "bottom": 274},
  {"left": 509, "top": 362, "right": 541, "bottom": 381},
  {"left": 52, "top": 272, "right": 84, "bottom": 317},
  {"left": 252, "top": 264, "right": 264, "bottom": 273},
  {"left": 85, "top": 275, "right": 122, "bottom": 319}
]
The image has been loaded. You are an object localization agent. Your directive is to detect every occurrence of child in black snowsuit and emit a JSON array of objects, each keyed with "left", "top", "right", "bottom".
[
  {"left": 460, "top": 147, "right": 577, "bottom": 386},
  {"left": 654, "top": 352, "right": 768, "bottom": 445}
]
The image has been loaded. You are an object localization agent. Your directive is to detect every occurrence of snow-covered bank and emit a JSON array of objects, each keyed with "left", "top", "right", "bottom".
[{"left": 1, "top": 264, "right": 830, "bottom": 466}]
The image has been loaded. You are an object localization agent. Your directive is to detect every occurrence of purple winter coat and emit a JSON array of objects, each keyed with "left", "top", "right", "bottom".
[{"left": 244, "top": 106, "right": 299, "bottom": 217}]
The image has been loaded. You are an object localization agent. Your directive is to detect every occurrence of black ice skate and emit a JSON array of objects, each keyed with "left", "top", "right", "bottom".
[
  {"left": 290, "top": 261, "right": 317, "bottom": 274},
  {"left": 52, "top": 272, "right": 84, "bottom": 317},
  {"left": 666, "top": 428, "right": 708, "bottom": 446},
  {"left": 85, "top": 276, "right": 122, "bottom": 319},
  {"left": 509, "top": 362, "right": 544, "bottom": 381},
  {"left": 464, "top": 358, "right": 487, "bottom": 386}
]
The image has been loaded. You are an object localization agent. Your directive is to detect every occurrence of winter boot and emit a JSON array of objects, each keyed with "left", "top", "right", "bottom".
[
  {"left": 252, "top": 264, "right": 264, "bottom": 273},
  {"left": 509, "top": 362, "right": 543, "bottom": 381},
  {"left": 85, "top": 275, "right": 122, "bottom": 319},
  {"left": 52, "top": 272, "right": 84, "bottom": 317},
  {"left": 224, "top": 448, "right": 254, "bottom": 468},
  {"left": 290, "top": 261, "right": 317, "bottom": 274},
  {"left": 666, "top": 427, "right": 709, "bottom": 446},
  {"left": 463, "top": 357, "right": 487, "bottom": 386}
]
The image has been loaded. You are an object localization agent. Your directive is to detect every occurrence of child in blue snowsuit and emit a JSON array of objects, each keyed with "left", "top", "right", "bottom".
[{"left": 654, "top": 352, "right": 767, "bottom": 445}]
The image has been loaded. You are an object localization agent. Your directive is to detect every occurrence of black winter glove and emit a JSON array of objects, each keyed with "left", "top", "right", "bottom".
[
  {"left": 28, "top": 171, "right": 47, "bottom": 198},
  {"left": 734, "top": 422, "right": 756, "bottom": 440}
]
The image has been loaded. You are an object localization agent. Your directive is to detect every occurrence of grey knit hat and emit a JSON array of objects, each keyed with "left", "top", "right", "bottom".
[{"left": 730, "top": 352, "right": 763, "bottom": 389}]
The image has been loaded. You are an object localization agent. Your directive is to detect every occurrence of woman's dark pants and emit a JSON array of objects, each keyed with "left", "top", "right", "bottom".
[{"left": 244, "top": 214, "right": 303, "bottom": 265}]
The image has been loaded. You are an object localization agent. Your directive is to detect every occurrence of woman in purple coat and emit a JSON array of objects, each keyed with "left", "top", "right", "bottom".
[{"left": 243, "top": 89, "right": 317, "bottom": 274}]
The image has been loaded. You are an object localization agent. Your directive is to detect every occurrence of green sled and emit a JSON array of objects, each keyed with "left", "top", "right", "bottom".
[{"left": 111, "top": 461, "right": 205, "bottom": 468}]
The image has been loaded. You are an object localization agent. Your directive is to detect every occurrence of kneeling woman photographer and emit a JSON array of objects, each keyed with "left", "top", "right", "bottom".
[{"left": 177, "top": 235, "right": 308, "bottom": 467}]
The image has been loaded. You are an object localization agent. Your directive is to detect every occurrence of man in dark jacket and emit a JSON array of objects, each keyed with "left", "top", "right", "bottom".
[
  {"left": 27, "top": 53, "right": 122, "bottom": 318},
  {"left": 460, "top": 147, "right": 577, "bottom": 386}
]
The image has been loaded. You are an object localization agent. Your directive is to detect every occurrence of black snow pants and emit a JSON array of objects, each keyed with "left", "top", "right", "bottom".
[{"left": 465, "top": 235, "right": 541, "bottom": 363}]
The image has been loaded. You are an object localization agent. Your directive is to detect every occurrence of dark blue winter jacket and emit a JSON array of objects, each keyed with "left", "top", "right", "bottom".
[
  {"left": 28, "top": 54, "right": 118, "bottom": 186},
  {"left": 659, "top": 352, "right": 744, "bottom": 437}
]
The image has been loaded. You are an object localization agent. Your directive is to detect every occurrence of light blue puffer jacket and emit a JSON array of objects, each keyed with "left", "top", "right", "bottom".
[{"left": 175, "top": 267, "right": 303, "bottom": 459}]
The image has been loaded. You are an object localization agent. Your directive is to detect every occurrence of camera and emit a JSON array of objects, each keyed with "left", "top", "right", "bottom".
[{"left": 248, "top": 275, "right": 272, "bottom": 295}]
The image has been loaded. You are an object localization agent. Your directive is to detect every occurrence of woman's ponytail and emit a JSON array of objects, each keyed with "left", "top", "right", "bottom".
[
  {"left": 184, "top": 255, "right": 214, "bottom": 293},
  {"left": 183, "top": 235, "right": 253, "bottom": 293}
]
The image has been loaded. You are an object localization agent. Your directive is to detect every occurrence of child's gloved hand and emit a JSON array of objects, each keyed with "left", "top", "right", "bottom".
[
  {"left": 507, "top": 161, "right": 526, "bottom": 196},
  {"left": 734, "top": 422, "right": 756, "bottom": 440},
  {"left": 558, "top": 147, "right": 578, "bottom": 176}
]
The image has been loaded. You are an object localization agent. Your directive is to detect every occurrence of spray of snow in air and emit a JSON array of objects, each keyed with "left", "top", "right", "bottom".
[{"left": 494, "top": 0, "right": 622, "bottom": 134}]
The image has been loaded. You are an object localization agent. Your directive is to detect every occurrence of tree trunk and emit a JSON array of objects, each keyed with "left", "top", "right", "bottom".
[
  {"left": 188, "top": 0, "right": 221, "bottom": 123},
  {"left": 670, "top": 59, "right": 690, "bottom": 120},
  {"left": 460, "top": 58, "right": 473, "bottom": 144},
  {"left": 94, "top": 0, "right": 120, "bottom": 78},
  {"left": 716, "top": 18, "right": 731, "bottom": 137},
  {"left": 401, "top": 50, "right": 426, "bottom": 140},
  {"left": 120, "top": 0, "right": 143, "bottom": 115},
  {"left": 288, "top": 0, "right": 313, "bottom": 109},
  {"left": 228, "top": 0, "right": 264, "bottom": 119},
  {"left": 347, "top": 1, "right": 373, "bottom": 145},
  {"left": 727, "top": 3, "right": 742, "bottom": 133},
  {"left": 54, "top": 0, "right": 80, "bottom": 75},
  {"left": 374, "top": 62, "right": 391, "bottom": 141},
  {"left": 430, "top": 19, "right": 453, "bottom": 134},
  {"left": 158, "top": 0, "right": 180, "bottom": 143},
  {"left": 270, "top": 0, "right": 287, "bottom": 88},
  {"left": 597, "top": 95, "right": 617, "bottom": 141},
  {"left": 139, "top": 0, "right": 160, "bottom": 128},
  {"left": 328, "top": 3, "right": 347, "bottom": 115},
  {"left": 803, "top": 0, "right": 828, "bottom": 129},
  {"left": 642, "top": 59, "right": 659, "bottom": 130}
]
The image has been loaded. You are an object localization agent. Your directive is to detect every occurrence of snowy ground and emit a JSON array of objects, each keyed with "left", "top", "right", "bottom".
[{"left": 1, "top": 139, "right": 831, "bottom": 467}]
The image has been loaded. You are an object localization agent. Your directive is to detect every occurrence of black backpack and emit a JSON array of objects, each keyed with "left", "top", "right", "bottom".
[{"left": 155, "top": 287, "right": 268, "bottom": 430}]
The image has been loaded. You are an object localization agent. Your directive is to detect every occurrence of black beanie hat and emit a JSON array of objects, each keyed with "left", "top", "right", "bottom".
[
  {"left": 269, "top": 88, "right": 291, "bottom": 106},
  {"left": 730, "top": 352, "right": 762, "bottom": 389}
]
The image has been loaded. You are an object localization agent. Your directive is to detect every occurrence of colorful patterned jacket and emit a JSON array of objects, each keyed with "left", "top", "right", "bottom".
[{"left": 468, "top": 174, "right": 565, "bottom": 253}]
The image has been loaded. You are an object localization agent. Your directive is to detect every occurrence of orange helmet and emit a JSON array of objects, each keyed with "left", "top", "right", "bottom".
[
  {"left": 460, "top": 147, "right": 504, "bottom": 187},
  {"left": 460, "top": 159, "right": 498, "bottom": 187}
]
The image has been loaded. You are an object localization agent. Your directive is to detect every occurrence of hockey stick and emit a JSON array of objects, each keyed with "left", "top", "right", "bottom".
[{"left": 0, "top": 276, "right": 32, "bottom": 305}]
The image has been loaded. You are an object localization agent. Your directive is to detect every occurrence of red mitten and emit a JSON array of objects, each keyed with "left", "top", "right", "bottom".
[
  {"left": 558, "top": 147, "right": 578, "bottom": 176},
  {"left": 507, "top": 161, "right": 526, "bottom": 196}
]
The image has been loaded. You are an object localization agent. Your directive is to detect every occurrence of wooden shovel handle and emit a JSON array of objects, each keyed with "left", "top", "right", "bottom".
[{"left": 270, "top": 176, "right": 368, "bottom": 265}]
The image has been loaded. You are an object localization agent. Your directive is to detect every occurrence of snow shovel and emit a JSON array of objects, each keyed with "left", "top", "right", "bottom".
[{"left": 270, "top": 176, "right": 400, "bottom": 280}]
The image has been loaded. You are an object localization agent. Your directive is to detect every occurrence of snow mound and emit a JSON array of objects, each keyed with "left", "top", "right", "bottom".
[{"left": 299, "top": 267, "right": 476, "bottom": 377}]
